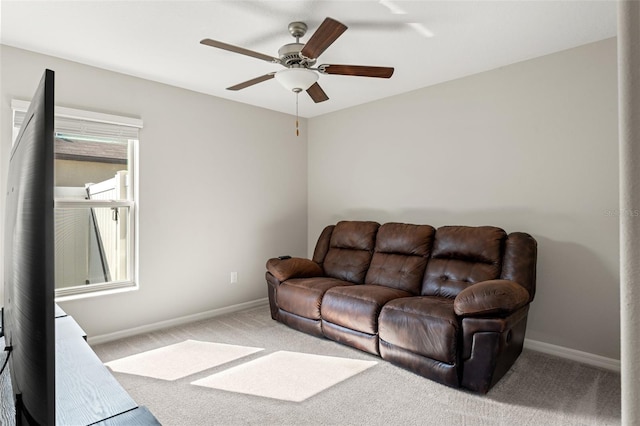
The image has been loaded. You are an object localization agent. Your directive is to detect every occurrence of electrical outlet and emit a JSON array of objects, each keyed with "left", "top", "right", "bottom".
[{"left": 230, "top": 272, "right": 238, "bottom": 284}]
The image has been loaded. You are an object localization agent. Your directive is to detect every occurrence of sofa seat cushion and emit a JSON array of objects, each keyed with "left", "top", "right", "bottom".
[
  {"left": 321, "top": 285, "right": 412, "bottom": 335},
  {"left": 379, "top": 297, "right": 459, "bottom": 365},
  {"left": 278, "top": 277, "right": 352, "bottom": 320}
]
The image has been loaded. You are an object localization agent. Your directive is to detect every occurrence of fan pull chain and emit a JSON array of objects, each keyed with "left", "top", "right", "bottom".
[{"left": 295, "top": 92, "right": 299, "bottom": 137}]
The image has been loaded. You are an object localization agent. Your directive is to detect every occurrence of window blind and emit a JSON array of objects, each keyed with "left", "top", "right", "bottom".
[{"left": 12, "top": 100, "right": 142, "bottom": 142}]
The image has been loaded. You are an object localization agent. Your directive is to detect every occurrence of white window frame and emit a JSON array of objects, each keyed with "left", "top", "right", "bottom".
[{"left": 11, "top": 100, "right": 142, "bottom": 300}]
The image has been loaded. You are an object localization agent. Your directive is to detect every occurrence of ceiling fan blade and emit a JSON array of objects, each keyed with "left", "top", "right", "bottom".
[
  {"left": 300, "top": 17, "right": 347, "bottom": 60},
  {"left": 306, "top": 82, "right": 329, "bottom": 103},
  {"left": 200, "top": 38, "right": 280, "bottom": 64},
  {"left": 319, "top": 64, "right": 394, "bottom": 78},
  {"left": 227, "top": 73, "right": 275, "bottom": 91}
]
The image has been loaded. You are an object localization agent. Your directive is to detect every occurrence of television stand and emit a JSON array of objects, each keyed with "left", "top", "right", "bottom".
[{"left": 0, "top": 306, "right": 159, "bottom": 424}]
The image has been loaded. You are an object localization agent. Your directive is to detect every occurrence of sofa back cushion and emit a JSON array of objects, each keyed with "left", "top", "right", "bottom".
[
  {"left": 322, "top": 221, "right": 380, "bottom": 283},
  {"left": 365, "top": 223, "right": 435, "bottom": 294},
  {"left": 422, "top": 226, "right": 507, "bottom": 298},
  {"left": 500, "top": 232, "right": 537, "bottom": 302},
  {"left": 312, "top": 225, "right": 335, "bottom": 265}
]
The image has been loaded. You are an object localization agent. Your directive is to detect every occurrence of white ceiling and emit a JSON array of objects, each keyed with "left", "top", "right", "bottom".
[{"left": 0, "top": 1, "right": 617, "bottom": 118}]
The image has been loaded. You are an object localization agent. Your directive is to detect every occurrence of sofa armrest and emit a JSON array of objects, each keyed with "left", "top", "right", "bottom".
[
  {"left": 265, "top": 257, "right": 323, "bottom": 282},
  {"left": 454, "top": 280, "right": 529, "bottom": 317}
]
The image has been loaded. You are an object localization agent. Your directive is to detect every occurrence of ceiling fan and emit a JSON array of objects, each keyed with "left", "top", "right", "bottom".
[{"left": 200, "top": 17, "right": 395, "bottom": 103}]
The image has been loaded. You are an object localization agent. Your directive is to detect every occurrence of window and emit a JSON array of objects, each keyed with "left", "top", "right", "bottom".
[{"left": 12, "top": 100, "right": 142, "bottom": 299}]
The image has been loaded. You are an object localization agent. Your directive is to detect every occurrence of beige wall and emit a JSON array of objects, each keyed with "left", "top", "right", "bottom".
[
  {"left": 308, "top": 38, "right": 620, "bottom": 359},
  {"left": 0, "top": 45, "right": 309, "bottom": 337},
  {"left": 1, "top": 38, "right": 621, "bottom": 360}
]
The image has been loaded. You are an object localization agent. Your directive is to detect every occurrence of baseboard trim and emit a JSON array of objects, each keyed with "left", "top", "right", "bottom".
[
  {"left": 524, "top": 338, "right": 620, "bottom": 372},
  {"left": 87, "top": 298, "right": 269, "bottom": 346}
]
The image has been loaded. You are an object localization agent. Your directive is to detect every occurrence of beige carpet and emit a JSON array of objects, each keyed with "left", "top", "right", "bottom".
[
  {"left": 191, "top": 350, "right": 377, "bottom": 402},
  {"left": 93, "top": 305, "right": 621, "bottom": 425},
  {"left": 105, "top": 339, "right": 263, "bottom": 380}
]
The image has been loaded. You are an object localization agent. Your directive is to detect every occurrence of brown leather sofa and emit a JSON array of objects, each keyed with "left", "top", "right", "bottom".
[{"left": 265, "top": 221, "right": 537, "bottom": 393}]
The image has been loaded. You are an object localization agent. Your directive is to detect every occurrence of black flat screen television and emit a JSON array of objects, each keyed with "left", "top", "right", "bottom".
[{"left": 3, "top": 69, "right": 56, "bottom": 424}]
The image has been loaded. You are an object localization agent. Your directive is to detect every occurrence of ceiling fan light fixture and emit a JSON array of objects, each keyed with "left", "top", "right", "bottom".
[{"left": 275, "top": 68, "right": 318, "bottom": 93}]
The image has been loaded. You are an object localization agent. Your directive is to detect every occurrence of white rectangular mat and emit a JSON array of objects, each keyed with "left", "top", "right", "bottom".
[
  {"left": 105, "top": 340, "right": 263, "bottom": 380},
  {"left": 191, "top": 350, "right": 377, "bottom": 402}
]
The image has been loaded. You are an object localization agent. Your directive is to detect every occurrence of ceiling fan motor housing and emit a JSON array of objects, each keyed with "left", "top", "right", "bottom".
[{"left": 278, "top": 43, "right": 316, "bottom": 67}]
